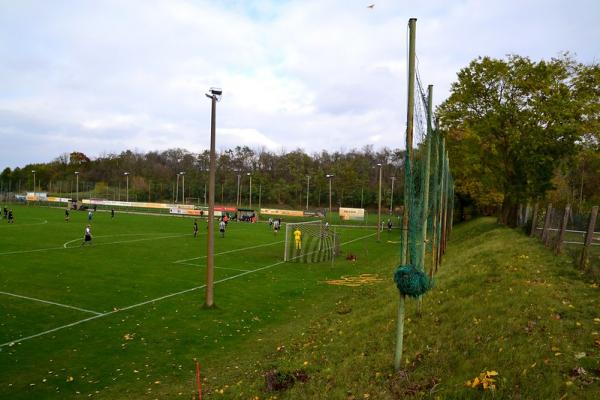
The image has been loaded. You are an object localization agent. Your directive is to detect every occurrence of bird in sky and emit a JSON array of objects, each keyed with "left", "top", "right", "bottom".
[{"left": 367, "top": 4, "right": 375, "bottom": 9}]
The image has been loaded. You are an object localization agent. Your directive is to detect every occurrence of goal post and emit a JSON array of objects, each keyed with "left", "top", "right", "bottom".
[{"left": 284, "top": 220, "right": 339, "bottom": 263}]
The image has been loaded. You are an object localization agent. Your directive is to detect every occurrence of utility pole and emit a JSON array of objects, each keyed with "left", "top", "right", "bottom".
[
  {"left": 247, "top": 173, "right": 252, "bottom": 208},
  {"left": 377, "top": 163, "right": 382, "bottom": 242},
  {"left": 390, "top": 176, "right": 396, "bottom": 214},
  {"left": 180, "top": 172, "right": 186, "bottom": 205},
  {"left": 236, "top": 173, "right": 241, "bottom": 207},
  {"left": 306, "top": 175, "right": 311, "bottom": 210},
  {"left": 326, "top": 174, "right": 334, "bottom": 223},
  {"left": 396, "top": 17, "right": 417, "bottom": 372},
  {"left": 205, "top": 87, "right": 222, "bottom": 308}
]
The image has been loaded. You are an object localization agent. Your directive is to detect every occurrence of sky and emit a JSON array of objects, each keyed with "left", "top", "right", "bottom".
[{"left": 1, "top": 0, "right": 598, "bottom": 168}]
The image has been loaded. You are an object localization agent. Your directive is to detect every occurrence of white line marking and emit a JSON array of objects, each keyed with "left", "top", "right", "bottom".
[
  {"left": 0, "top": 233, "right": 193, "bottom": 256},
  {"left": 173, "top": 240, "right": 284, "bottom": 263},
  {"left": 0, "top": 232, "right": 374, "bottom": 348},
  {"left": 0, "top": 291, "right": 102, "bottom": 315},
  {"left": 0, "top": 218, "right": 48, "bottom": 228},
  {"left": 0, "top": 246, "right": 65, "bottom": 256},
  {"left": 63, "top": 233, "right": 191, "bottom": 248},
  {"left": 177, "top": 262, "right": 250, "bottom": 272}
]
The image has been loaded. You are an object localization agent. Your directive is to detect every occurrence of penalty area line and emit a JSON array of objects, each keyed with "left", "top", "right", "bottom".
[
  {"left": 173, "top": 240, "right": 284, "bottom": 264},
  {"left": 0, "top": 291, "right": 102, "bottom": 315},
  {"left": 0, "top": 232, "right": 374, "bottom": 348}
]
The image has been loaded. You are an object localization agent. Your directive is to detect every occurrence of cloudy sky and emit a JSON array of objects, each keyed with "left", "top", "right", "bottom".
[{"left": 1, "top": 0, "right": 598, "bottom": 168}]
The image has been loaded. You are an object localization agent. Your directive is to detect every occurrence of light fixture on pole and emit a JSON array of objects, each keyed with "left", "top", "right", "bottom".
[
  {"left": 306, "top": 175, "right": 311, "bottom": 210},
  {"left": 326, "top": 174, "right": 334, "bottom": 223},
  {"left": 124, "top": 172, "right": 130, "bottom": 202},
  {"left": 377, "top": 163, "right": 383, "bottom": 242},
  {"left": 179, "top": 171, "right": 186, "bottom": 205},
  {"left": 204, "top": 86, "right": 222, "bottom": 308},
  {"left": 75, "top": 171, "right": 79, "bottom": 203},
  {"left": 247, "top": 172, "right": 252, "bottom": 208}
]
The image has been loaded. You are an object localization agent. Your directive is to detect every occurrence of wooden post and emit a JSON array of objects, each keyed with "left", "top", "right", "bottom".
[
  {"left": 580, "top": 206, "right": 598, "bottom": 269},
  {"left": 395, "top": 16, "right": 417, "bottom": 373},
  {"left": 419, "top": 85, "right": 433, "bottom": 269},
  {"left": 555, "top": 204, "right": 571, "bottom": 255},
  {"left": 529, "top": 203, "right": 539, "bottom": 237},
  {"left": 541, "top": 204, "right": 552, "bottom": 243}
]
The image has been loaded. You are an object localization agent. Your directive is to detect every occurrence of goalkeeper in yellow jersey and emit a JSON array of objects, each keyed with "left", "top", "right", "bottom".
[{"left": 293, "top": 228, "right": 302, "bottom": 250}]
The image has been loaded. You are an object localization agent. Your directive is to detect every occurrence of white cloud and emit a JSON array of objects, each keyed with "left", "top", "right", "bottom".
[{"left": 0, "top": 0, "right": 598, "bottom": 167}]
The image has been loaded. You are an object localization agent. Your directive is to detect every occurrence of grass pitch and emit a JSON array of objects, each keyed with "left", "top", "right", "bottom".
[{"left": 0, "top": 205, "right": 388, "bottom": 399}]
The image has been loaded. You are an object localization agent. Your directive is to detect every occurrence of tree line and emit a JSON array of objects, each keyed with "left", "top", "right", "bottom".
[{"left": 0, "top": 146, "right": 406, "bottom": 211}]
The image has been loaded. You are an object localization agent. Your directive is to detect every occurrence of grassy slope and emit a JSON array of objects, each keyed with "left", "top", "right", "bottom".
[{"left": 199, "top": 218, "right": 600, "bottom": 399}]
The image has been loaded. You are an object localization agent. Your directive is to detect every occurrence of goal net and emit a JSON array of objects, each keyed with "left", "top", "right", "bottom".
[{"left": 284, "top": 220, "right": 340, "bottom": 263}]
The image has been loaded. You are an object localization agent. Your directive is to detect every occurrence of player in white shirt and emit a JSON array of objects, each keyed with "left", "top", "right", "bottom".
[
  {"left": 219, "top": 219, "right": 226, "bottom": 238},
  {"left": 82, "top": 225, "right": 92, "bottom": 246}
]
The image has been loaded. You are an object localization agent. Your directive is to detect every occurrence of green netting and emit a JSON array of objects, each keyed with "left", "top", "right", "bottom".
[{"left": 395, "top": 78, "right": 454, "bottom": 297}]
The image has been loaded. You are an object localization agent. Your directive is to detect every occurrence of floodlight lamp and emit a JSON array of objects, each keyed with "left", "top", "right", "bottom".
[
  {"left": 246, "top": 172, "right": 251, "bottom": 176},
  {"left": 124, "top": 172, "right": 129, "bottom": 176},
  {"left": 179, "top": 171, "right": 185, "bottom": 175},
  {"left": 31, "top": 170, "right": 36, "bottom": 173},
  {"left": 206, "top": 87, "right": 223, "bottom": 101},
  {"left": 74, "top": 171, "right": 79, "bottom": 175},
  {"left": 377, "top": 163, "right": 382, "bottom": 167},
  {"left": 326, "top": 174, "right": 334, "bottom": 178}
]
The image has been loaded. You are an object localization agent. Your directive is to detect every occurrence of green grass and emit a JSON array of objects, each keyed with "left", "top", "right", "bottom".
[
  {"left": 0, "top": 205, "right": 384, "bottom": 399},
  {"left": 1, "top": 209, "right": 599, "bottom": 399}
]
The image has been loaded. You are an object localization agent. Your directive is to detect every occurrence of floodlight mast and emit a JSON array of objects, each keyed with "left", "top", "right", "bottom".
[
  {"left": 326, "top": 174, "right": 334, "bottom": 223},
  {"left": 124, "top": 172, "right": 130, "bottom": 202},
  {"left": 247, "top": 172, "right": 252, "bottom": 208},
  {"left": 204, "top": 87, "right": 221, "bottom": 308},
  {"left": 179, "top": 171, "right": 186, "bottom": 205},
  {"left": 377, "top": 163, "right": 383, "bottom": 242},
  {"left": 31, "top": 170, "right": 36, "bottom": 198},
  {"left": 75, "top": 171, "right": 80, "bottom": 203}
]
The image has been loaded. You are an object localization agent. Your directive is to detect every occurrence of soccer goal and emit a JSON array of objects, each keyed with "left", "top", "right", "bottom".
[{"left": 284, "top": 220, "right": 340, "bottom": 263}]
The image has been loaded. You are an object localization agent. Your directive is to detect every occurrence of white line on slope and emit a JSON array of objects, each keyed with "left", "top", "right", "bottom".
[
  {"left": 0, "top": 232, "right": 375, "bottom": 348},
  {"left": 0, "top": 291, "right": 102, "bottom": 315},
  {"left": 173, "top": 240, "right": 284, "bottom": 263}
]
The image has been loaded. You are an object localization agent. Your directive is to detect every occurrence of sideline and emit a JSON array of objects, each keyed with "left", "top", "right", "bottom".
[{"left": 0, "top": 232, "right": 376, "bottom": 348}]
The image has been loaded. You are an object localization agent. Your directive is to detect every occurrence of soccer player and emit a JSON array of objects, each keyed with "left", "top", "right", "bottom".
[
  {"left": 88, "top": 210, "right": 93, "bottom": 221},
  {"left": 219, "top": 219, "right": 226, "bottom": 238},
  {"left": 3, "top": 206, "right": 8, "bottom": 219},
  {"left": 294, "top": 227, "right": 302, "bottom": 250},
  {"left": 65, "top": 208, "right": 70, "bottom": 222},
  {"left": 387, "top": 219, "right": 392, "bottom": 232},
  {"left": 193, "top": 219, "right": 199, "bottom": 238},
  {"left": 82, "top": 225, "right": 92, "bottom": 246},
  {"left": 7, "top": 209, "right": 14, "bottom": 224},
  {"left": 111, "top": 208, "right": 115, "bottom": 218},
  {"left": 273, "top": 218, "right": 280, "bottom": 235}
]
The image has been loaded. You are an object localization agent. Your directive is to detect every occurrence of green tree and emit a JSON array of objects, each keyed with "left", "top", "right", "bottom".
[{"left": 438, "top": 54, "right": 598, "bottom": 226}]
